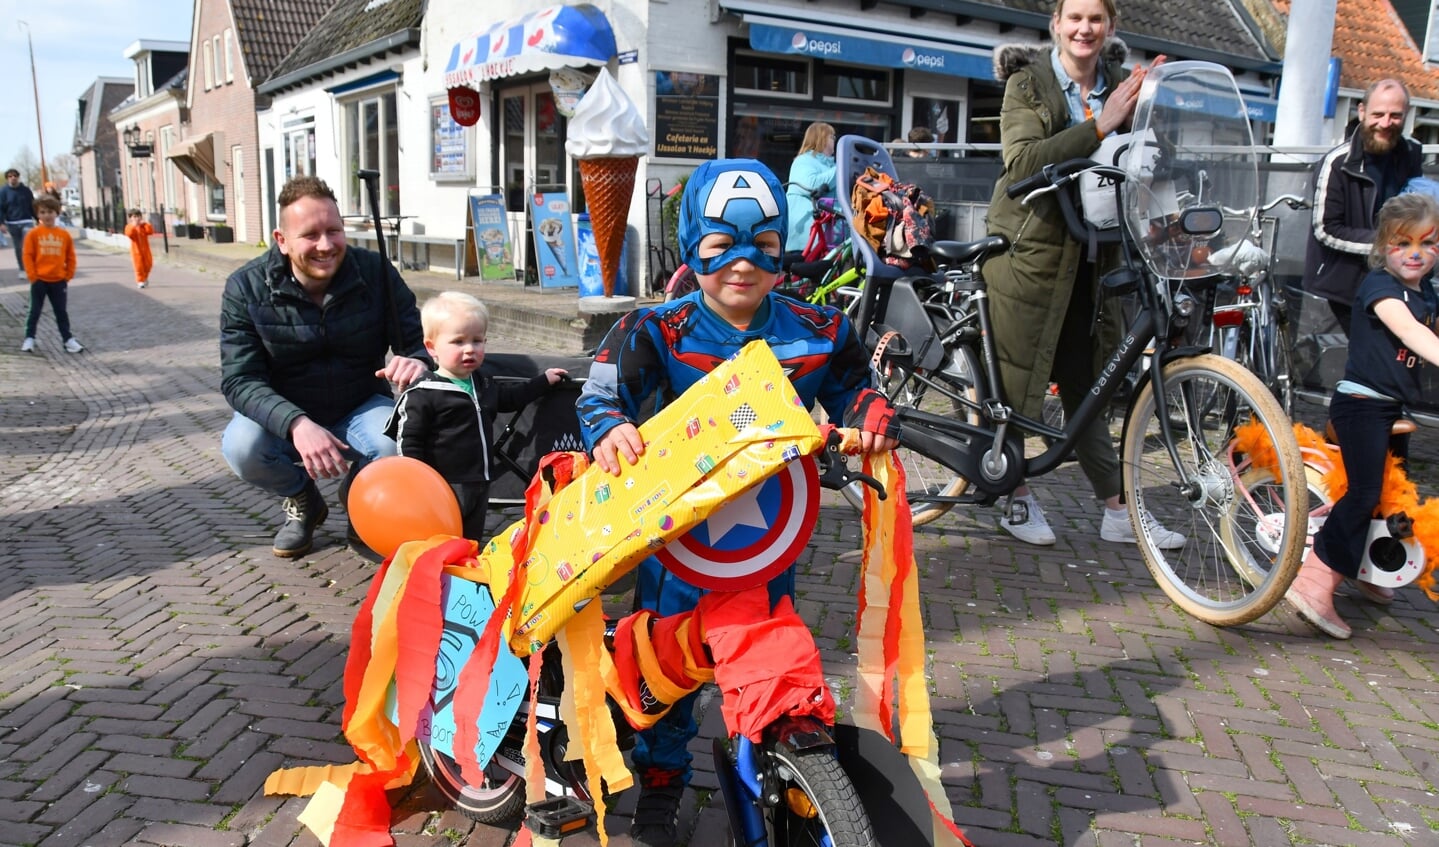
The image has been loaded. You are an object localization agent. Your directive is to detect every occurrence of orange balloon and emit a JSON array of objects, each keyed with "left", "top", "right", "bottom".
[{"left": 347, "top": 456, "right": 463, "bottom": 558}]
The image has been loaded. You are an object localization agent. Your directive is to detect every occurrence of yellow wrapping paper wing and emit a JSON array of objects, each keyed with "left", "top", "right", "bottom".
[{"left": 497, "top": 339, "right": 824, "bottom": 653}]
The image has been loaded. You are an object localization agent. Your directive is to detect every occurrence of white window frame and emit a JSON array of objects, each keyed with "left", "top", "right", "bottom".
[
  {"left": 339, "top": 85, "right": 401, "bottom": 216},
  {"left": 160, "top": 125, "right": 176, "bottom": 209},
  {"left": 223, "top": 29, "right": 235, "bottom": 83},
  {"left": 283, "top": 116, "right": 317, "bottom": 179},
  {"left": 202, "top": 41, "right": 213, "bottom": 90},
  {"left": 206, "top": 176, "right": 226, "bottom": 220}
]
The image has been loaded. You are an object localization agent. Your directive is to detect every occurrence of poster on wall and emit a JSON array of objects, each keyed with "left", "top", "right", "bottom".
[
  {"left": 468, "top": 194, "right": 515, "bottom": 281},
  {"left": 653, "top": 71, "right": 720, "bottom": 161},
  {"left": 530, "top": 192, "right": 580, "bottom": 289},
  {"left": 431, "top": 101, "right": 469, "bottom": 177}
]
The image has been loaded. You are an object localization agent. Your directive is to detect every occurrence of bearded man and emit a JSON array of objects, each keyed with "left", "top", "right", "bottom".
[{"left": 1304, "top": 78, "right": 1423, "bottom": 334}]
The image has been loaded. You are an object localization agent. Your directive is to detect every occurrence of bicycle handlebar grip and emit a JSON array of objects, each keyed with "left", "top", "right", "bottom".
[{"left": 1004, "top": 158, "right": 1101, "bottom": 199}]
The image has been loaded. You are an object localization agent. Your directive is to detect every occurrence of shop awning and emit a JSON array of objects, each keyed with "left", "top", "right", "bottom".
[
  {"left": 167, "top": 132, "right": 219, "bottom": 184},
  {"left": 745, "top": 20, "right": 994, "bottom": 81},
  {"left": 444, "top": 3, "right": 616, "bottom": 88},
  {"left": 1242, "top": 96, "right": 1278, "bottom": 124}
]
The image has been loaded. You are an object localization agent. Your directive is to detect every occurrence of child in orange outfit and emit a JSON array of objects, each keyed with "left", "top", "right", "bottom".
[
  {"left": 21, "top": 194, "right": 82, "bottom": 353},
  {"left": 125, "top": 209, "right": 154, "bottom": 289}
]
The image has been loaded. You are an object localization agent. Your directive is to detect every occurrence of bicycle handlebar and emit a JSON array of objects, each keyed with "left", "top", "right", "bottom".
[{"left": 1005, "top": 159, "right": 1119, "bottom": 202}]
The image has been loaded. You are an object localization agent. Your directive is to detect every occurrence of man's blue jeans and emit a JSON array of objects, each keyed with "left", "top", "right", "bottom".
[
  {"left": 221, "top": 395, "right": 398, "bottom": 497},
  {"left": 8, "top": 221, "right": 31, "bottom": 271}
]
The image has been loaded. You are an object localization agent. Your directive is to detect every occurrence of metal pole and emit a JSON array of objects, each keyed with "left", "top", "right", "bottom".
[
  {"left": 18, "top": 21, "right": 49, "bottom": 188},
  {"left": 1271, "top": 0, "right": 1338, "bottom": 150}
]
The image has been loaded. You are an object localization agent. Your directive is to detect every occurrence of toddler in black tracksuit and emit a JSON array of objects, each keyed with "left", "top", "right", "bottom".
[{"left": 385, "top": 291, "right": 566, "bottom": 540}]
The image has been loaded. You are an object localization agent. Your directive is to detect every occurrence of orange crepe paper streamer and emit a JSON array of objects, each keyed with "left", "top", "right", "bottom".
[
  {"left": 557, "top": 600, "right": 632, "bottom": 846},
  {"left": 857, "top": 454, "right": 973, "bottom": 847},
  {"left": 1234, "top": 421, "right": 1439, "bottom": 601},
  {"left": 395, "top": 539, "right": 477, "bottom": 744},
  {"left": 523, "top": 650, "right": 547, "bottom": 806}
]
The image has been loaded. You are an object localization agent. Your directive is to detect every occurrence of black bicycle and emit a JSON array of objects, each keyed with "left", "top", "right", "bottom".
[{"left": 837, "top": 61, "right": 1310, "bottom": 626}]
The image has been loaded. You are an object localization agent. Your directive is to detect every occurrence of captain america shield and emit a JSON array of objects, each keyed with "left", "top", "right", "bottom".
[{"left": 655, "top": 455, "right": 820, "bottom": 590}]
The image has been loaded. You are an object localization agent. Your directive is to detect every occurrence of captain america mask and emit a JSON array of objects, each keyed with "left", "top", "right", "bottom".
[{"left": 678, "top": 159, "right": 788, "bottom": 274}]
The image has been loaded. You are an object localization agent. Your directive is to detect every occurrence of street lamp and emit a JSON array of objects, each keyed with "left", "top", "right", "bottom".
[{"left": 123, "top": 124, "right": 168, "bottom": 254}]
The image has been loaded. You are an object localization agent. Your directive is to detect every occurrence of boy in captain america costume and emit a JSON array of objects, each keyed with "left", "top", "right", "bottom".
[{"left": 576, "top": 158, "right": 899, "bottom": 847}]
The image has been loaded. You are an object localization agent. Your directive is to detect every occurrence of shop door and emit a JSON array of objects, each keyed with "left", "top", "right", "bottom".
[
  {"left": 499, "top": 82, "right": 567, "bottom": 211},
  {"left": 498, "top": 82, "right": 567, "bottom": 282}
]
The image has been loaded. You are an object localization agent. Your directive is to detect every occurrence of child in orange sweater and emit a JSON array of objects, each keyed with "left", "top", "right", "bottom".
[
  {"left": 21, "top": 194, "right": 82, "bottom": 353},
  {"left": 125, "top": 209, "right": 154, "bottom": 289}
]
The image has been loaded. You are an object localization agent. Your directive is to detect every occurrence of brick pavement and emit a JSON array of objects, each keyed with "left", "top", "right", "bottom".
[{"left": 1, "top": 240, "right": 1437, "bottom": 847}]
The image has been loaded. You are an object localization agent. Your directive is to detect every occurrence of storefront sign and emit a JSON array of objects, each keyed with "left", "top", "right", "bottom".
[
  {"left": 530, "top": 192, "right": 580, "bottom": 289},
  {"left": 468, "top": 194, "right": 515, "bottom": 281},
  {"left": 747, "top": 23, "right": 993, "bottom": 81},
  {"left": 653, "top": 71, "right": 720, "bottom": 161}
]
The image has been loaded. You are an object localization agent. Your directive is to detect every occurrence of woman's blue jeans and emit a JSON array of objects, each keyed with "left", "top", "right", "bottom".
[{"left": 221, "top": 394, "right": 398, "bottom": 497}]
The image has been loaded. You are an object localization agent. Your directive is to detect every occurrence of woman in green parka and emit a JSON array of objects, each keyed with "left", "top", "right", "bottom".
[{"left": 981, "top": 0, "right": 1184, "bottom": 549}]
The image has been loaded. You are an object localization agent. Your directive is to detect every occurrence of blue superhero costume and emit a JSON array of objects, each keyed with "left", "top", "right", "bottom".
[{"left": 575, "top": 159, "right": 897, "bottom": 787}]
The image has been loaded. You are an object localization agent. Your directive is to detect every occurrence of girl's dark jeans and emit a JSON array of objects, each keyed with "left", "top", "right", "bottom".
[
  {"left": 1312, "top": 392, "right": 1410, "bottom": 578},
  {"left": 25, "top": 280, "right": 71, "bottom": 340}
]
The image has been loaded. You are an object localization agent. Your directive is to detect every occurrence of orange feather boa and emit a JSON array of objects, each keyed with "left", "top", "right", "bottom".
[{"left": 1233, "top": 420, "right": 1439, "bottom": 600}]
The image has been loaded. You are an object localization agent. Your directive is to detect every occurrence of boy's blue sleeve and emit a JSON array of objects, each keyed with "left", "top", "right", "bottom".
[{"left": 576, "top": 310, "right": 665, "bottom": 451}]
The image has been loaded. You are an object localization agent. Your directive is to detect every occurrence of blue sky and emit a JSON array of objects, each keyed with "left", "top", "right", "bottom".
[{"left": 0, "top": 0, "right": 195, "bottom": 177}]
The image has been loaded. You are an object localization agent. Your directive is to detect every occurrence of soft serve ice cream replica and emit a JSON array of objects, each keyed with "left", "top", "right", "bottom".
[{"left": 565, "top": 67, "right": 648, "bottom": 301}]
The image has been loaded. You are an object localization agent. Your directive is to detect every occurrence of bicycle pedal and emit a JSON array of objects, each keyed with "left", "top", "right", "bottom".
[{"left": 524, "top": 796, "right": 595, "bottom": 839}]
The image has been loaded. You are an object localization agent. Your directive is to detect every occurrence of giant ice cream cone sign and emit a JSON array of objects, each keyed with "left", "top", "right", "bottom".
[{"left": 565, "top": 68, "right": 648, "bottom": 298}]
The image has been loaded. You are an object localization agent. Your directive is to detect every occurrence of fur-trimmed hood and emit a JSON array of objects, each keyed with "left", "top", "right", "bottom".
[{"left": 992, "top": 38, "right": 1129, "bottom": 82}]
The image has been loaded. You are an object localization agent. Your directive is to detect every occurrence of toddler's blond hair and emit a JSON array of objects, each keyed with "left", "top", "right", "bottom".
[{"left": 421, "top": 291, "right": 490, "bottom": 339}]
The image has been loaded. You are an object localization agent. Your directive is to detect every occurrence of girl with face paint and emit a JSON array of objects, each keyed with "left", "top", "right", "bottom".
[{"left": 1288, "top": 193, "right": 1439, "bottom": 638}]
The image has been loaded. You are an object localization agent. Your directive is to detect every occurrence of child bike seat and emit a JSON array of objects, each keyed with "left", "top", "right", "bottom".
[{"left": 836, "top": 135, "right": 908, "bottom": 285}]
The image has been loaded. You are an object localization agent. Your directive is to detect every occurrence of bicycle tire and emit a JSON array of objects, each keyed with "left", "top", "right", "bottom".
[
  {"left": 664, "top": 264, "right": 699, "bottom": 302},
  {"left": 1221, "top": 462, "right": 1328, "bottom": 589},
  {"left": 1121, "top": 354, "right": 1305, "bottom": 626},
  {"left": 762, "top": 740, "right": 876, "bottom": 847},
  {"left": 842, "top": 343, "right": 979, "bottom": 526},
  {"left": 417, "top": 742, "right": 526, "bottom": 824}
]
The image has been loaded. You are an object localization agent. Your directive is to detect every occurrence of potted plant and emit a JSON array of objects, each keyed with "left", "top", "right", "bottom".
[
  {"left": 210, "top": 223, "right": 234, "bottom": 244},
  {"left": 186, "top": 221, "right": 205, "bottom": 239}
]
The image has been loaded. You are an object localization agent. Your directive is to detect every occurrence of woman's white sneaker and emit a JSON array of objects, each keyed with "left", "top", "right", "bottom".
[
  {"left": 1102, "top": 508, "right": 1185, "bottom": 549},
  {"left": 999, "top": 494, "right": 1056, "bottom": 546},
  {"left": 20, "top": 337, "right": 35, "bottom": 352}
]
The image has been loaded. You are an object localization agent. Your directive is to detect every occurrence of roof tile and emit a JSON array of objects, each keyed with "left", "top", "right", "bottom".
[
  {"left": 266, "top": 0, "right": 424, "bottom": 82},
  {"left": 231, "top": 0, "right": 335, "bottom": 82},
  {"left": 1274, "top": 0, "right": 1439, "bottom": 100}
]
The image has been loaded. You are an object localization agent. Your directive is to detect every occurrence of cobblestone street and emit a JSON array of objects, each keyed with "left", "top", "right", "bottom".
[{"left": 2, "top": 242, "right": 1437, "bottom": 847}]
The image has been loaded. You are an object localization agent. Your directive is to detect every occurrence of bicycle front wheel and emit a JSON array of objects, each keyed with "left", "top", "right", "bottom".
[
  {"left": 1121, "top": 354, "right": 1305, "bottom": 626},
  {"left": 417, "top": 742, "right": 525, "bottom": 823},
  {"left": 762, "top": 740, "right": 876, "bottom": 847}
]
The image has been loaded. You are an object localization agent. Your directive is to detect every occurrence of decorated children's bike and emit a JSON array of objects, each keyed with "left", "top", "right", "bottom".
[
  {"left": 265, "top": 341, "right": 971, "bottom": 847},
  {"left": 1234, "top": 419, "right": 1439, "bottom": 600}
]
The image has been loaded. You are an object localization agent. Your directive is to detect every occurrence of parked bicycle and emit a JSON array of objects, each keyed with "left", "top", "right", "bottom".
[
  {"left": 1202, "top": 193, "right": 1309, "bottom": 416},
  {"left": 839, "top": 61, "right": 1310, "bottom": 626}
]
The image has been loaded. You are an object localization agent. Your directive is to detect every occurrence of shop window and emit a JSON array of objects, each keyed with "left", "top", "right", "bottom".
[
  {"left": 819, "top": 63, "right": 890, "bottom": 106},
  {"left": 341, "top": 89, "right": 400, "bottom": 216},
  {"left": 733, "top": 50, "right": 810, "bottom": 99},
  {"left": 207, "top": 176, "right": 226, "bottom": 219},
  {"left": 965, "top": 80, "right": 1005, "bottom": 149},
  {"left": 283, "top": 118, "right": 316, "bottom": 179}
]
